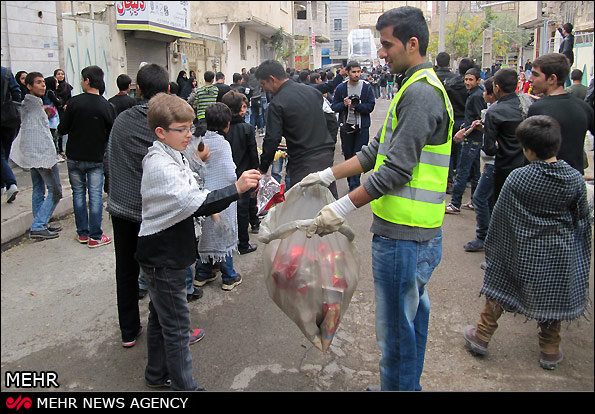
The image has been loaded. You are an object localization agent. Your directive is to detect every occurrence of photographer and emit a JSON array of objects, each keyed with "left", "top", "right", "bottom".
[{"left": 331, "top": 60, "right": 376, "bottom": 191}]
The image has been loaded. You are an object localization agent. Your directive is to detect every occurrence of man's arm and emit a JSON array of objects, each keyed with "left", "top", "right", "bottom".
[
  {"left": 57, "top": 98, "right": 73, "bottom": 136},
  {"left": 355, "top": 82, "right": 375, "bottom": 115}
]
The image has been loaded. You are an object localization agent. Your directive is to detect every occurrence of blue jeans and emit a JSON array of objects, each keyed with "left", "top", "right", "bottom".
[
  {"left": 249, "top": 98, "right": 264, "bottom": 130},
  {"left": 195, "top": 254, "right": 236, "bottom": 284},
  {"left": 448, "top": 120, "right": 465, "bottom": 184},
  {"left": 66, "top": 160, "right": 104, "bottom": 240},
  {"left": 139, "top": 266, "right": 196, "bottom": 295},
  {"left": 471, "top": 164, "right": 494, "bottom": 241},
  {"left": 30, "top": 165, "right": 62, "bottom": 231},
  {"left": 450, "top": 139, "right": 481, "bottom": 208},
  {"left": 141, "top": 266, "right": 198, "bottom": 391},
  {"left": 271, "top": 156, "right": 289, "bottom": 187},
  {"left": 372, "top": 231, "right": 443, "bottom": 391},
  {"left": 261, "top": 96, "right": 268, "bottom": 127},
  {"left": 340, "top": 127, "right": 370, "bottom": 191}
]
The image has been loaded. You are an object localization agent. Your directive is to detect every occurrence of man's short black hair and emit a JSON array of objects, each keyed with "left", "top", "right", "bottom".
[
  {"left": 168, "top": 81, "right": 179, "bottom": 95},
  {"left": 376, "top": 6, "right": 429, "bottom": 56},
  {"left": 516, "top": 115, "right": 561, "bottom": 160},
  {"left": 232, "top": 72, "right": 242, "bottom": 84},
  {"left": 570, "top": 69, "right": 583, "bottom": 81},
  {"left": 493, "top": 68, "right": 517, "bottom": 94},
  {"left": 563, "top": 23, "right": 573, "bottom": 33},
  {"left": 346, "top": 61, "right": 361, "bottom": 72},
  {"left": 81, "top": 65, "right": 104, "bottom": 90},
  {"left": 484, "top": 77, "right": 494, "bottom": 95},
  {"left": 204, "top": 71, "right": 215, "bottom": 83},
  {"left": 255, "top": 60, "right": 289, "bottom": 81},
  {"left": 205, "top": 102, "right": 232, "bottom": 133},
  {"left": 25, "top": 71, "right": 44, "bottom": 86},
  {"left": 436, "top": 52, "right": 450, "bottom": 68},
  {"left": 136, "top": 63, "right": 169, "bottom": 100},
  {"left": 458, "top": 58, "right": 475, "bottom": 76},
  {"left": 116, "top": 74, "right": 132, "bottom": 91},
  {"left": 298, "top": 70, "right": 310, "bottom": 82},
  {"left": 216, "top": 72, "right": 225, "bottom": 81},
  {"left": 465, "top": 67, "right": 481, "bottom": 80},
  {"left": 532, "top": 53, "right": 570, "bottom": 87}
]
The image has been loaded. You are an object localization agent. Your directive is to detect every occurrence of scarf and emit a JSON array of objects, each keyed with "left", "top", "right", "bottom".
[
  {"left": 9, "top": 94, "right": 57, "bottom": 169},
  {"left": 138, "top": 140, "right": 209, "bottom": 237},
  {"left": 197, "top": 130, "right": 238, "bottom": 262}
]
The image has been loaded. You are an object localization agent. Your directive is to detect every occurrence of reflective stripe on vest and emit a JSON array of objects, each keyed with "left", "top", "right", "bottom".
[{"left": 370, "top": 67, "right": 454, "bottom": 229}]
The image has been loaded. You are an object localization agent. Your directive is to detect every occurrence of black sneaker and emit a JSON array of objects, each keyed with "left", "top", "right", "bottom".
[
  {"left": 48, "top": 223, "right": 63, "bottom": 232},
  {"left": 146, "top": 379, "right": 171, "bottom": 388},
  {"left": 222, "top": 274, "right": 242, "bottom": 291},
  {"left": 194, "top": 274, "right": 217, "bottom": 287},
  {"left": 30, "top": 229, "right": 59, "bottom": 239},
  {"left": 122, "top": 326, "right": 143, "bottom": 348},
  {"left": 187, "top": 288, "right": 203, "bottom": 302},
  {"left": 238, "top": 243, "right": 257, "bottom": 255},
  {"left": 250, "top": 225, "right": 260, "bottom": 234}
]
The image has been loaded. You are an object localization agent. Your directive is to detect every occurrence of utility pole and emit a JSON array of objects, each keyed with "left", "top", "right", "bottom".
[{"left": 439, "top": 1, "right": 446, "bottom": 53}]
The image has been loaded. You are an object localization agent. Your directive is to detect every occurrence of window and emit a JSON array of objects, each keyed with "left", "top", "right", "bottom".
[
  {"left": 334, "top": 18, "right": 342, "bottom": 31},
  {"left": 334, "top": 40, "right": 342, "bottom": 53}
]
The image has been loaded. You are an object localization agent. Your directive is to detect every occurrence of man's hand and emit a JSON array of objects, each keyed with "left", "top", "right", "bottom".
[
  {"left": 343, "top": 97, "right": 352, "bottom": 108},
  {"left": 453, "top": 128, "right": 465, "bottom": 143},
  {"left": 306, "top": 205, "right": 345, "bottom": 238},
  {"left": 236, "top": 169, "right": 261, "bottom": 194},
  {"left": 299, "top": 167, "right": 335, "bottom": 187}
]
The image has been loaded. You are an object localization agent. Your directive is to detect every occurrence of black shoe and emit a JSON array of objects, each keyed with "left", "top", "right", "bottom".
[
  {"left": 238, "top": 244, "right": 257, "bottom": 255},
  {"left": 138, "top": 289, "right": 148, "bottom": 299},
  {"left": 187, "top": 288, "right": 204, "bottom": 302},
  {"left": 146, "top": 379, "right": 171, "bottom": 388},
  {"left": 48, "top": 223, "right": 63, "bottom": 232},
  {"left": 30, "top": 229, "right": 59, "bottom": 239},
  {"left": 222, "top": 274, "right": 242, "bottom": 291},
  {"left": 250, "top": 225, "right": 260, "bottom": 234}
]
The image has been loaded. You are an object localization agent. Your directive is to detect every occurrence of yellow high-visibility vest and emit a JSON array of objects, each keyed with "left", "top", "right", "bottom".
[{"left": 370, "top": 67, "right": 454, "bottom": 228}]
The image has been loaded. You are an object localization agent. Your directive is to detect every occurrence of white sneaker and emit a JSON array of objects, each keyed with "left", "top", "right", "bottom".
[{"left": 6, "top": 184, "right": 18, "bottom": 203}]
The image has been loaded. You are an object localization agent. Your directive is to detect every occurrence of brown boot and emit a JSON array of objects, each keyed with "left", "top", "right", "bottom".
[{"left": 463, "top": 325, "right": 489, "bottom": 356}]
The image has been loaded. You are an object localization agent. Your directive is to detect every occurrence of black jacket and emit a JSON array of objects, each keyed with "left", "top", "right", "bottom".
[
  {"left": 435, "top": 67, "right": 456, "bottom": 86},
  {"left": 483, "top": 93, "right": 526, "bottom": 172},
  {"left": 224, "top": 115, "right": 259, "bottom": 177},
  {"left": 557, "top": 28, "right": 575, "bottom": 65},
  {"left": 444, "top": 75, "right": 467, "bottom": 120},
  {"left": 463, "top": 85, "right": 487, "bottom": 142},
  {"left": 259, "top": 79, "right": 334, "bottom": 172}
]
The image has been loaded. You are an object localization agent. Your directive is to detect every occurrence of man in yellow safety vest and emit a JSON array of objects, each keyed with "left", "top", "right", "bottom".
[{"left": 299, "top": 6, "right": 453, "bottom": 391}]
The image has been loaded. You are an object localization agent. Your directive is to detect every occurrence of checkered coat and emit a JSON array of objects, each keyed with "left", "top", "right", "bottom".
[{"left": 481, "top": 160, "right": 592, "bottom": 322}]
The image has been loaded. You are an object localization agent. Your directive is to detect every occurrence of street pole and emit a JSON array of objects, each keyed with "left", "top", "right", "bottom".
[{"left": 439, "top": 1, "right": 445, "bottom": 53}]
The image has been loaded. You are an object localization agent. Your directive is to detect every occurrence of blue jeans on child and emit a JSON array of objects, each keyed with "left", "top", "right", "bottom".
[
  {"left": 66, "top": 160, "right": 105, "bottom": 240},
  {"left": 30, "top": 165, "right": 62, "bottom": 231},
  {"left": 141, "top": 266, "right": 198, "bottom": 390},
  {"left": 471, "top": 164, "right": 494, "bottom": 241},
  {"left": 139, "top": 266, "right": 196, "bottom": 295},
  {"left": 450, "top": 138, "right": 481, "bottom": 208},
  {"left": 195, "top": 254, "right": 236, "bottom": 284},
  {"left": 371, "top": 231, "right": 443, "bottom": 391},
  {"left": 271, "top": 156, "right": 289, "bottom": 187}
]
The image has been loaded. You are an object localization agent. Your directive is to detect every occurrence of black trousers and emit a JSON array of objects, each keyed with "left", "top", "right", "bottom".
[
  {"left": 111, "top": 215, "right": 142, "bottom": 342},
  {"left": 287, "top": 148, "right": 337, "bottom": 199},
  {"left": 237, "top": 191, "right": 260, "bottom": 249}
]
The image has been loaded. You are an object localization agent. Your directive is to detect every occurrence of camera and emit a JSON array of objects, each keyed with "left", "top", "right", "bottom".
[{"left": 348, "top": 94, "right": 360, "bottom": 106}]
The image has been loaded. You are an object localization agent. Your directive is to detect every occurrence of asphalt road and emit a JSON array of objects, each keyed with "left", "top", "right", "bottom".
[{"left": 1, "top": 97, "right": 593, "bottom": 393}]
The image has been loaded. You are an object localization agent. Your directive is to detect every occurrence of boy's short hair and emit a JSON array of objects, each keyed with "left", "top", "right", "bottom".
[
  {"left": 215, "top": 72, "right": 225, "bottom": 81},
  {"left": 376, "top": 6, "right": 429, "bottom": 56},
  {"left": 570, "top": 69, "right": 583, "bottom": 81},
  {"left": 204, "top": 71, "right": 215, "bottom": 83},
  {"left": 232, "top": 73, "right": 242, "bottom": 84},
  {"left": 205, "top": 102, "right": 232, "bottom": 133},
  {"left": 493, "top": 68, "right": 517, "bottom": 93},
  {"left": 255, "top": 60, "right": 288, "bottom": 81},
  {"left": 147, "top": 92, "right": 195, "bottom": 133},
  {"left": 465, "top": 67, "right": 481, "bottom": 80},
  {"left": 457, "top": 58, "right": 475, "bottom": 76},
  {"left": 116, "top": 74, "right": 132, "bottom": 91},
  {"left": 484, "top": 77, "right": 494, "bottom": 95},
  {"left": 436, "top": 52, "right": 450, "bottom": 68},
  {"left": 137, "top": 64, "right": 169, "bottom": 100},
  {"left": 81, "top": 65, "right": 104, "bottom": 90},
  {"left": 221, "top": 90, "right": 247, "bottom": 115},
  {"left": 25, "top": 71, "right": 44, "bottom": 86},
  {"left": 515, "top": 115, "right": 561, "bottom": 160},
  {"left": 346, "top": 61, "right": 360, "bottom": 72},
  {"left": 532, "top": 53, "right": 570, "bottom": 87}
]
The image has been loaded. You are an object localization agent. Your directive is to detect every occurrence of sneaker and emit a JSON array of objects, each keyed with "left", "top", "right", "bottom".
[
  {"left": 6, "top": 184, "right": 18, "bottom": 203},
  {"left": 30, "top": 229, "right": 60, "bottom": 239},
  {"left": 88, "top": 234, "right": 112, "bottom": 248},
  {"left": 464, "top": 238, "right": 485, "bottom": 252},
  {"left": 239, "top": 243, "right": 257, "bottom": 255},
  {"left": 138, "top": 289, "right": 148, "bottom": 299},
  {"left": 445, "top": 203, "right": 460, "bottom": 215},
  {"left": 187, "top": 288, "right": 203, "bottom": 302},
  {"left": 48, "top": 223, "right": 63, "bottom": 232},
  {"left": 146, "top": 379, "right": 171, "bottom": 388},
  {"left": 122, "top": 326, "right": 143, "bottom": 348},
  {"left": 250, "top": 224, "right": 260, "bottom": 234},
  {"left": 480, "top": 261, "right": 487, "bottom": 270},
  {"left": 539, "top": 350, "right": 563, "bottom": 370},
  {"left": 57, "top": 155, "right": 65, "bottom": 163},
  {"left": 463, "top": 325, "right": 488, "bottom": 356},
  {"left": 365, "top": 385, "right": 381, "bottom": 391},
  {"left": 189, "top": 328, "right": 205, "bottom": 345},
  {"left": 462, "top": 201, "right": 475, "bottom": 210},
  {"left": 76, "top": 234, "right": 89, "bottom": 244},
  {"left": 194, "top": 273, "right": 217, "bottom": 287},
  {"left": 222, "top": 274, "right": 242, "bottom": 291}
]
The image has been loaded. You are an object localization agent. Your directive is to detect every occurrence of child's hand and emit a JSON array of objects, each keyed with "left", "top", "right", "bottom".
[
  {"left": 197, "top": 143, "right": 210, "bottom": 162},
  {"left": 211, "top": 213, "right": 221, "bottom": 223},
  {"left": 236, "top": 169, "right": 261, "bottom": 194}
]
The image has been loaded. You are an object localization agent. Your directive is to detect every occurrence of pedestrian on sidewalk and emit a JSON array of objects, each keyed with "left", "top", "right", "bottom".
[
  {"left": 463, "top": 115, "right": 592, "bottom": 370},
  {"left": 108, "top": 74, "right": 137, "bottom": 117},
  {"left": 9, "top": 72, "right": 63, "bottom": 239},
  {"left": 58, "top": 65, "right": 115, "bottom": 248},
  {"left": 1, "top": 66, "right": 21, "bottom": 203},
  {"left": 300, "top": 6, "right": 453, "bottom": 390},
  {"left": 136, "top": 92, "right": 260, "bottom": 390}
]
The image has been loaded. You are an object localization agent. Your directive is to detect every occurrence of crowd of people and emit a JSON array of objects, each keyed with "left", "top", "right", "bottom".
[{"left": 1, "top": 5, "right": 593, "bottom": 392}]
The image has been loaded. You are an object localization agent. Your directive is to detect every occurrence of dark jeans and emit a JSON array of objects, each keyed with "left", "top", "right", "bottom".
[
  {"left": 448, "top": 119, "right": 465, "bottom": 184},
  {"left": 340, "top": 126, "right": 370, "bottom": 192},
  {"left": 471, "top": 164, "right": 494, "bottom": 241},
  {"left": 111, "top": 215, "right": 142, "bottom": 342},
  {"left": 237, "top": 191, "right": 259, "bottom": 250},
  {"left": 1, "top": 127, "right": 17, "bottom": 188},
  {"left": 249, "top": 98, "right": 264, "bottom": 130},
  {"left": 450, "top": 138, "right": 481, "bottom": 208},
  {"left": 142, "top": 266, "right": 198, "bottom": 391},
  {"left": 287, "top": 149, "right": 337, "bottom": 199}
]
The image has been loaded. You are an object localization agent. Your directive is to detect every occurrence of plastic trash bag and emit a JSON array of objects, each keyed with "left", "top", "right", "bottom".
[
  {"left": 257, "top": 175, "right": 285, "bottom": 215},
  {"left": 258, "top": 184, "right": 360, "bottom": 351}
]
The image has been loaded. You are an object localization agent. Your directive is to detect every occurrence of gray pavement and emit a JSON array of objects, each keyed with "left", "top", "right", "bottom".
[{"left": 1, "top": 97, "right": 593, "bottom": 392}]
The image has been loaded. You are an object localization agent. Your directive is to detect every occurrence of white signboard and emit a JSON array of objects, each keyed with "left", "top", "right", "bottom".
[{"left": 115, "top": 1, "right": 191, "bottom": 38}]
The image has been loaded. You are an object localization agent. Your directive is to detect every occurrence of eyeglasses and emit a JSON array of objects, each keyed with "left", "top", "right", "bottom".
[{"left": 165, "top": 126, "right": 195, "bottom": 135}]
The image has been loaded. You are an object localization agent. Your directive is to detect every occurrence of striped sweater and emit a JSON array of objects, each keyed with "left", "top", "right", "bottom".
[{"left": 188, "top": 84, "right": 218, "bottom": 120}]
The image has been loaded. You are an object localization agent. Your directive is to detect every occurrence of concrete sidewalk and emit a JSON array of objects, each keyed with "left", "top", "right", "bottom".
[{"left": 0, "top": 159, "right": 106, "bottom": 245}]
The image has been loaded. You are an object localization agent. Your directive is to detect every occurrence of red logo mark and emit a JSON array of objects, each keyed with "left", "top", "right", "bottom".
[{"left": 6, "top": 396, "right": 32, "bottom": 411}]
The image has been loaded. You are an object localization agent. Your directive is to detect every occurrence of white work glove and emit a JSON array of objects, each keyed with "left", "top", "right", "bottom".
[
  {"left": 299, "top": 167, "right": 336, "bottom": 188},
  {"left": 306, "top": 195, "right": 356, "bottom": 238}
]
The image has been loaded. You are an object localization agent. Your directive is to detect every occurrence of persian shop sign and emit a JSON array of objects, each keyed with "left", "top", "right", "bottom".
[{"left": 115, "top": 1, "right": 191, "bottom": 38}]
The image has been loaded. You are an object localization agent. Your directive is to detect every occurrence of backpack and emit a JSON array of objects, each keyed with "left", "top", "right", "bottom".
[{"left": 1, "top": 69, "right": 21, "bottom": 129}]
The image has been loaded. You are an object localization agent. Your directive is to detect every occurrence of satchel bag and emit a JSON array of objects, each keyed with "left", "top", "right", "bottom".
[{"left": 1, "top": 70, "right": 21, "bottom": 129}]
